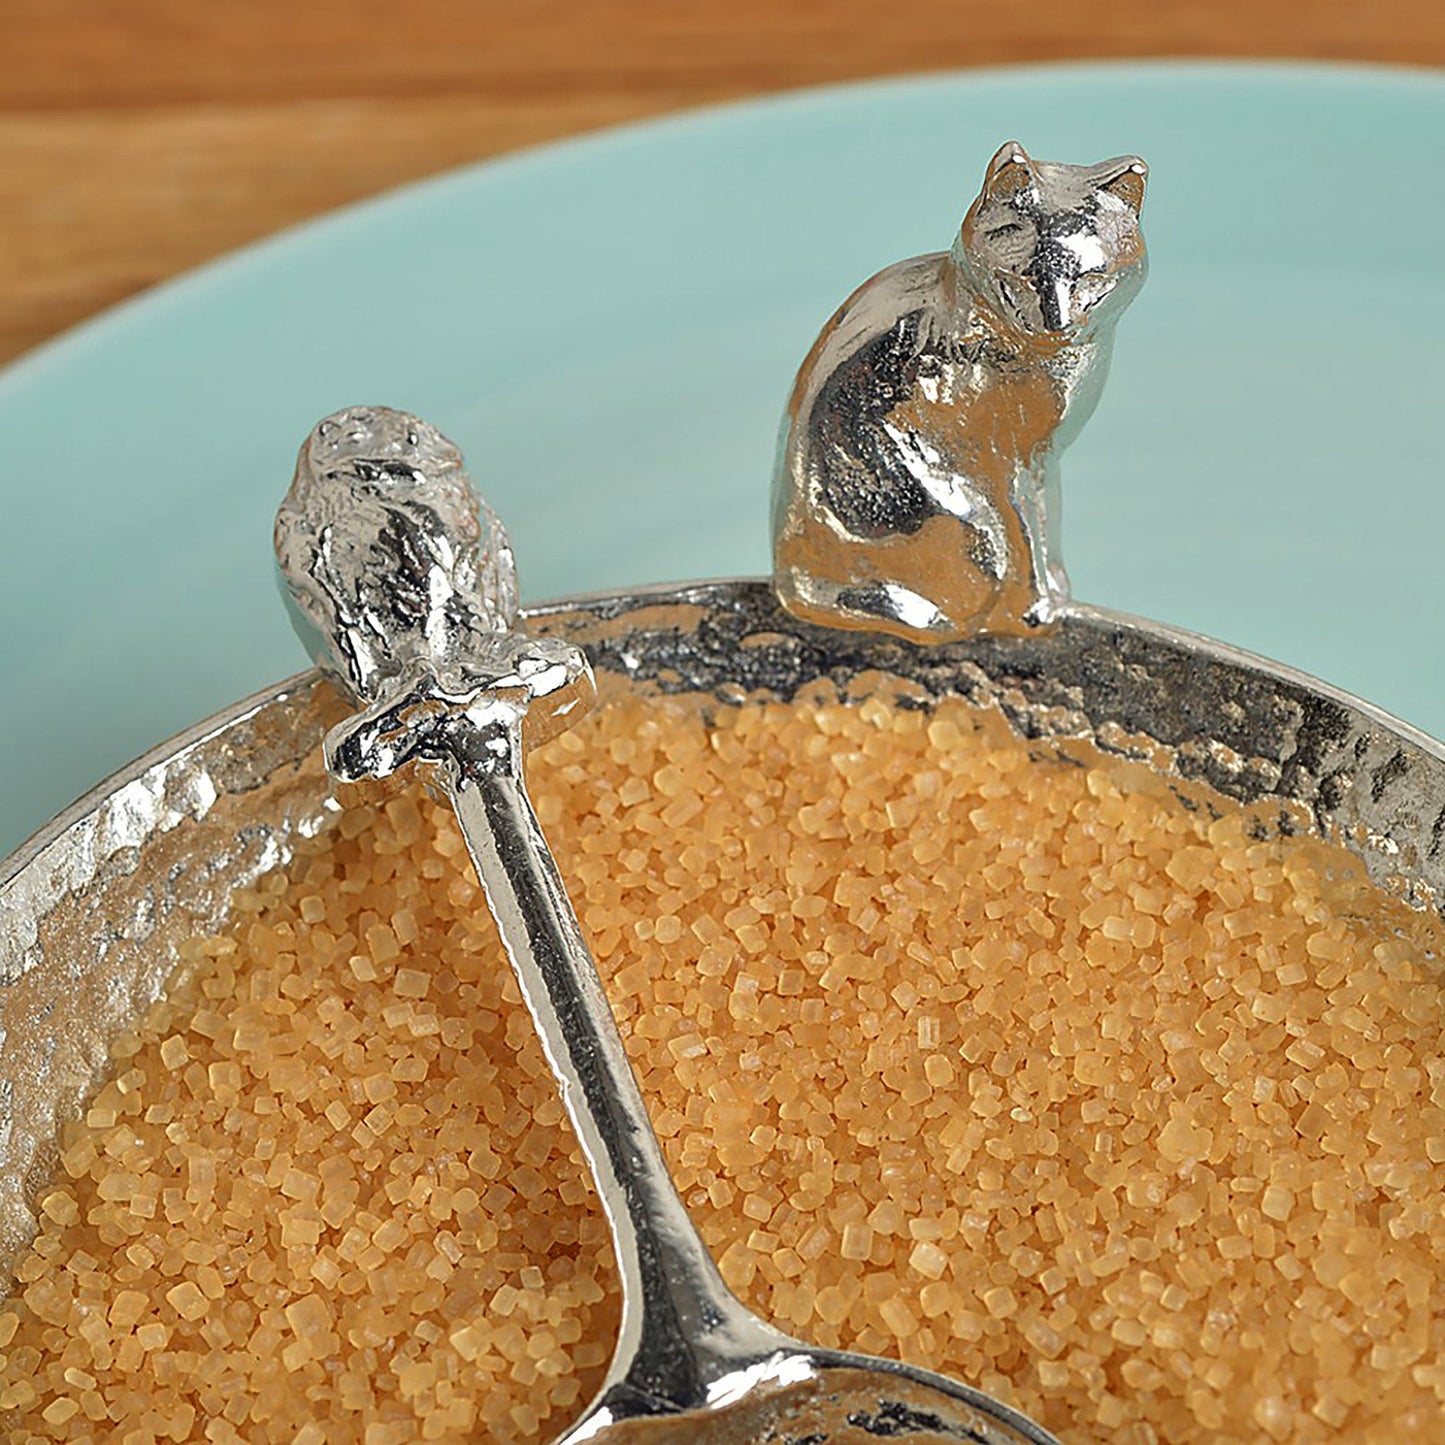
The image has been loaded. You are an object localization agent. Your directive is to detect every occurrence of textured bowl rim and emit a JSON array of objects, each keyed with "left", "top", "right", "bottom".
[{"left": 5, "top": 579, "right": 1443, "bottom": 898}]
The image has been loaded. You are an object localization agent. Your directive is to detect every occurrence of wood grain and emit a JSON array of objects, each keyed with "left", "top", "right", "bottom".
[{"left": 3, "top": 0, "right": 1442, "bottom": 366}]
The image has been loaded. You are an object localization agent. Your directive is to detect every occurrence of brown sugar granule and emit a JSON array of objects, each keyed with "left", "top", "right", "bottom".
[{"left": 3, "top": 690, "right": 1444, "bottom": 1443}]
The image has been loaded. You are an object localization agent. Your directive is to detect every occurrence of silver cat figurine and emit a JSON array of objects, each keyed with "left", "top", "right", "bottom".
[{"left": 772, "top": 141, "right": 1147, "bottom": 644}]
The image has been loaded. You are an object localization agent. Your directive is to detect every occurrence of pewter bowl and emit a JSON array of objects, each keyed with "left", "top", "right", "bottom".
[{"left": 3, "top": 579, "right": 1442, "bottom": 1267}]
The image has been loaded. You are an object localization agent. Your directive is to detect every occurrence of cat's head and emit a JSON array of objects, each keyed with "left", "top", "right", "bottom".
[{"left": 953, "top": 142, "right": 1147, "bottom": 337}]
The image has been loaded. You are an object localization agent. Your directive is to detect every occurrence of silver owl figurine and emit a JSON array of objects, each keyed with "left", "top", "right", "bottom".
[
  {"left": 275, "top": 405, "right": 593, "bottom": 784},
  {"left": 275, "top": 406, "right": 520, "bottom": 696},
  {"left": 772, "top": 141, "right": 1147, "bottom": 644}
]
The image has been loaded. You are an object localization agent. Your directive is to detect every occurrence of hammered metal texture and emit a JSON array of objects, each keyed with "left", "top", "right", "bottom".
[{"left": 0, "top": 680, "right": 345, "bottom": 1265}]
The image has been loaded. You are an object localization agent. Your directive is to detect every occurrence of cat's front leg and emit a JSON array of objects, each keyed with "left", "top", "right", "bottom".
[{"left": 1008, "top": 460, "right": 1071, "bottom": 628}]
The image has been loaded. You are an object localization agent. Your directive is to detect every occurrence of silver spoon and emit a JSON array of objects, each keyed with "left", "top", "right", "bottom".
[{"left": 275, "top": 406, "right": 1060, "bottom": 1445}]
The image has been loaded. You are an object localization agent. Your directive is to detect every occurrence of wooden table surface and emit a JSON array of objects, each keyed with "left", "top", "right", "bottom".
[{"left": 3, "top": 0, "right": 1442, "bottom": 369}]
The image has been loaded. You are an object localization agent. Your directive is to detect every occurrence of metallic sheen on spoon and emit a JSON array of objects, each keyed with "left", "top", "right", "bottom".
[{"left": 275, "top": 405, "right": 1060, "bottom": 1445}]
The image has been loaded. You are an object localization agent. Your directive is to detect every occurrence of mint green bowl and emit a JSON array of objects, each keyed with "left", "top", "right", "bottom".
[{"left": 2, "top": 62, "right": 1444, "bottom": 857}]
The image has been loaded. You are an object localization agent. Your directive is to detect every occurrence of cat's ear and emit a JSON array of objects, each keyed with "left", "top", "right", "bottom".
[
  {"left": 1096, "top": 156, "right": 1148, "bottom": 215},
  {"left": 983, "top": 141, "right": 1038, "bottom": 200}
]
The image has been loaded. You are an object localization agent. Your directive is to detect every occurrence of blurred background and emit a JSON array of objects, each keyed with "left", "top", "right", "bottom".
[{"left": 4, "top": 0, "right": 1444, "bottom": 366}]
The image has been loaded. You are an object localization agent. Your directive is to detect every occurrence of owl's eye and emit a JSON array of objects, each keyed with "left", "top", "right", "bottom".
[{"left": 1070, "top": 275, "right": 1116, "bottom": 316}]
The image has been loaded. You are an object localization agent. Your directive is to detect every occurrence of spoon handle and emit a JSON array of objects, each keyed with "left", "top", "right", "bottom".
[
  {"left": 445, "top": 723, "right": 787, "bottom": 1405},
  {"left": 274, "top": 407, "right": 786, "bottom": 1413}
]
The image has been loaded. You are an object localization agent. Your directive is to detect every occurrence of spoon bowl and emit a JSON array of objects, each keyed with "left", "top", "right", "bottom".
[{"left": 563, "top": 1356, "right": 1050, "bottom": 1444}]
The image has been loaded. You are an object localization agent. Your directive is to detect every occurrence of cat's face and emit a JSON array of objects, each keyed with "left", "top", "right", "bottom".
[{"left": 955, "top": 142, "right": 1147, "bottom": 337}]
